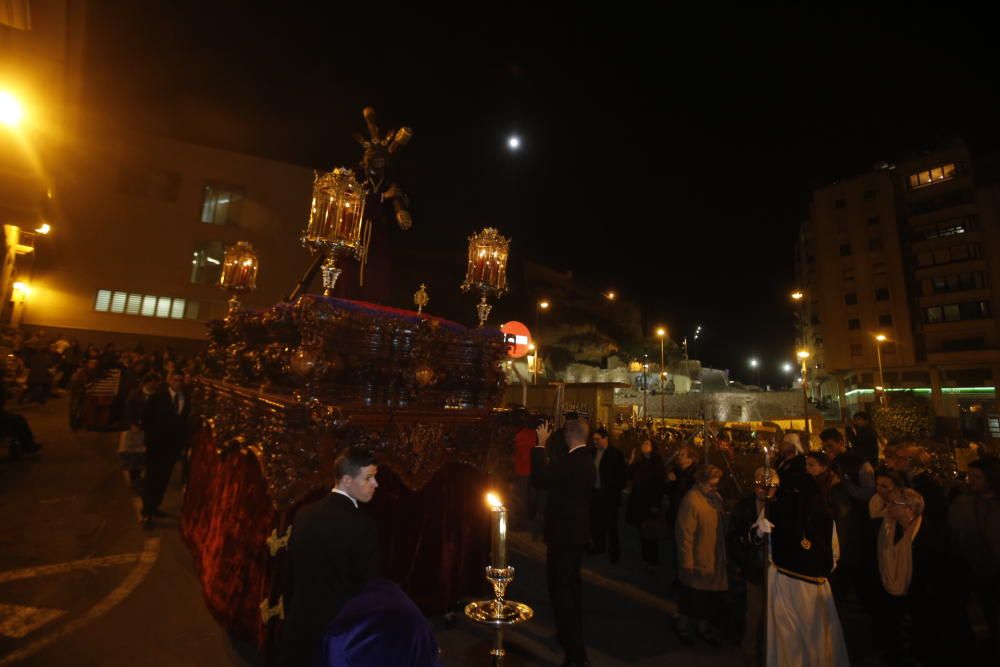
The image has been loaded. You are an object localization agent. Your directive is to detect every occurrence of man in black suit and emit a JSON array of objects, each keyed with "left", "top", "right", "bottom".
[
  {"left": 280, "top": 447, "right": 380, "bottom": 667},
  {"left": 589, "top": 427, "right": 627, "bottom": 563},
  {"left": 140, "top": 370, "right": 189, "bottom": 523},
  {"left": 533, "top": 418, "right": 595, "bottom": 667}
]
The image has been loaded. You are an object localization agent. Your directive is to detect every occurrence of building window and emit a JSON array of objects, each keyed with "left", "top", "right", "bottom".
[
  {"left": 908, "top": 162, "right": 958, "bottom": 189},
  {"left": 929, "top": 271, "right": 987, "bottom": 295},
  {"left": 878, "top": 314, "right": 893, "bottom": 327},
  {"left": 848, "top": 318, "right": 861, "bottom": 330},
  {"left": 863, "top": 190, "right": 876, "bottom": 201},
  {"left": 845, "top": 293, "right": 858, "bottom": 305},
  {"left": 916, "top": 243, "right": 983, "bottom": 268},
  {"left": 201, "top": 183, "right": 244, "bottom": 225},
  {"left": 924, "top": 300, "right": 991, "bottom": 323},
  {"left": 94, "top": 290, "right": 189, "bottom": 319},
  {"left": 875, "top": 287, "right": 890, "bottom": 301},
  {"left": 941, "top": 337, "right": 985, "bottom": 352},
  {"left": 868, "top": 238, "right": 883, "bottom": 252},
  {"left": 912, "top": 216, "right": 978, "bottom": 242},
  {"left": 840, "top": 243, "right": 852, "bottom": 257},
  {"left": 190, "top": 240, "right": 225, "bottom": 284},
  {"left": 834, "top": 198, "right": 846, "bottom": 209},
  {"left": 851, "top": 343, "right": 863, "bottom": 357},
  {"left": 867, "top": 216, "right": 880, "bottom": 226}
]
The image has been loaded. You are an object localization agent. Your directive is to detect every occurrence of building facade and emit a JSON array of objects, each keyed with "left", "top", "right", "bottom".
[{"left": 797, "top": 144, "right": 999, "bottom": 441}]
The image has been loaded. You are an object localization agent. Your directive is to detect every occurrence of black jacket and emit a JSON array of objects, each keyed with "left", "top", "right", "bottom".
[
  {"left": 532, "top": 445, "right": 596, "bottom": 548},
  {"left": 626, "top": 454, "right": 667, "bottom": 526},
  {"left": 140, "top": 389, "right": 189, "bottom": 451},
  {"left": 847, "top": 425, "right": 879, "bottom": 468},
  {"left": 771, "top": 476, "right": 835, "bottom": 582},
  {"left": 595, "top": 444, "right": 627, "bottom": 503},
  {"left": 729, "top": 494, "right": 768, "bottom": 585},
  {"left": 281, "top": 492, "right": 380, "bottom": 667}
]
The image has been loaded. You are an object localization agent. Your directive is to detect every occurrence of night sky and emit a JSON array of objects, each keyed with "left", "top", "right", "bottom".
[{"left": 83, "top": 5, "right": 1000, "bottom": 385}]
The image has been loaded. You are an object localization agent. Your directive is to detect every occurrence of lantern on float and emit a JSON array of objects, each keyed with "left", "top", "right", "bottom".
[
  {"left": 301, "top": 167, "right": 368, "bottom": 295},
  {"left": 219, "top": 241, "right": 259, "bottom": 314},
  {"left": 460, "top": 227, "right": 510, "bottom": 327}
]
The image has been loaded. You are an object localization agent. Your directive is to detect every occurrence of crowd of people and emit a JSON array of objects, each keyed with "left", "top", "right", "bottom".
[
  {"left": 517, "top": 411, "right": 1000, "bottom": 667},
  {"left": 2, "top": 329, "right": 202, "bottom": 525}
]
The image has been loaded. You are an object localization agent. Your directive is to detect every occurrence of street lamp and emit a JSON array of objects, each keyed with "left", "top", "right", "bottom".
[
  {"left": 790, "top": 290, "right": 806, "bottom": 350},
  {"left": 797, "top": 350, "right": 811, "bottom": 436},
  {"left": 749, "top": 357, "right": 761, "bottom": 387},
  {"left": 604, "top": 290, "right": 616, "bottom": 301},
  {"left": 656, "top": 327, "right": 667, "bottom": 425},
  {"left": 507, "top": 135, "right": 521, "bottom": 151},
  {"left": 874, "top": 334, "right": 888, "bottom": 407},
  {"left": 533, "top": 300, "right": 550, "bottom": 384},
  {"left": 0, "top": 91, "right": 24, "bottom": 128}
]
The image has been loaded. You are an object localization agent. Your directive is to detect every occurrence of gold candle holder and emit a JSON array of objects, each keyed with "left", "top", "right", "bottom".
[
  {"left": 219, "top": 241, "right": 259, "bottom": 315},
  {"left": 460, "top": 228, "right": 510, "bottom": 327},
  {"left": 301, "top": 167, "right": 368, "bottom": 295},
  {"left": 464, "top": 493, "right": 533, "bottom": 665}
]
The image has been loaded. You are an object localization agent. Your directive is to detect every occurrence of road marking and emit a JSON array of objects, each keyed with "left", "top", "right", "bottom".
[
  {"left": 0, "top": 537, "right": 160, "bottom": 666},
  {"left": 0, "top": 604, "right": 66, "bottom": 639},
  {"left": 509, "top": 532, "right": 678, "bottom": 616},
  {"left": 0, "top": 552, "right": 143, "bottom": 585}
]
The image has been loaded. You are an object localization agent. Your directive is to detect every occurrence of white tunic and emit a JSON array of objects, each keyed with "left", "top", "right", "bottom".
[{"left": 766, "top": 524, "right": 850, "bottom": 667}]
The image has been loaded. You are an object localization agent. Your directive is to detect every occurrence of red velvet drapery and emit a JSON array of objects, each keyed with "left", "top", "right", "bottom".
[{"left": 181, "top": 429, "right": 492, "bottom": 651}]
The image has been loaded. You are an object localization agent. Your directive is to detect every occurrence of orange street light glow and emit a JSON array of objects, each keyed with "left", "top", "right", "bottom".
[
  {"left": 486, "top": 492, "right": 503, "bottom": 508},
  {"left": 0, "top": 91, "right": 24, "bottom": 128}
]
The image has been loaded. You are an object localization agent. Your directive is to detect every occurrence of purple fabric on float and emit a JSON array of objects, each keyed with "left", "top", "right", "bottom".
[{"left": 320, "top": 579, "right": 443, "bottom": 667}]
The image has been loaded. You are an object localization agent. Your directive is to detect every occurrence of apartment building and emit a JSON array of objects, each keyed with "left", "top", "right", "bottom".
[{"left": 796, "top": 144, "right": 999, "bottom": 441}]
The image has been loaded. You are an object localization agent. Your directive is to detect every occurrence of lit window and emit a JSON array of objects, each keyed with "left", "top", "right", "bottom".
[
  {"left": 95, "top": 290, "right": 112, "bottom": 312},
  {"left": 94, "top": 290, "right": 197, "bottom": 321},
  {"left": 908, "top": 162, "right": 958, "bottom": 190},
  {"left": 170, "top": 299, "right": 186, "bottom": 319},
  {"left": 110, "top": 291, "right": 128, "bottom": 314},
  {"left": 201, "top": 183, "right": 244, "bottom": 225}
]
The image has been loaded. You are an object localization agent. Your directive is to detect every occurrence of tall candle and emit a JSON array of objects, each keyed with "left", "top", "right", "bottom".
[{"left": 487, "top": 493, "right": 507, "bottom": 569}]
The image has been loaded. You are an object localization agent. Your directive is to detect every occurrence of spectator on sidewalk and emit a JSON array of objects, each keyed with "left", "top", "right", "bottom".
[
  {"left": 589, "top": 426, "right": 626, "bottom": 563},
  {"left": 626, "top": 438, "right": 667, "bottom": 573},
  {"left": 140, "top": 370, "right": 190, "bottom": 524},
  {"left": 0, "top": 379, "right": 41, "bottom": 458},
  {"left": 120, "top": 373, "right": 159, "bottom": 488},
  {"left": 675, "top": 463, "right": 728, "bottom": 646}
]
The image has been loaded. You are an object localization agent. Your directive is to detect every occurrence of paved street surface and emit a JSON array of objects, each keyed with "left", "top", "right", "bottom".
[{"left": 1, "top": 397, "right": 882, "bottom": 666}]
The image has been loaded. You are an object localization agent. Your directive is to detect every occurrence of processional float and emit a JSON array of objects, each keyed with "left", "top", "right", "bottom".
[{"left": 185, "top": 107, "right": 530, "bottom": 665}]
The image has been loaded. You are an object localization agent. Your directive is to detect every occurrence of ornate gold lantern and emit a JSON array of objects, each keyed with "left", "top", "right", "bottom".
[
  {"left": 301, "top": 167, "right": 368, "bottom": 295},
  {"left": 460, "top": 227, "right": 510, "bottom": 326},
  {"left": 219, "top": 241, "right": 259, "bottom": 314}
]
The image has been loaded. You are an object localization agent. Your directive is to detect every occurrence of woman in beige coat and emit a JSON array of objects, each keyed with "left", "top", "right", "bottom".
[{"left": 674, "top": 463, "right": 728, "bottom": 645}]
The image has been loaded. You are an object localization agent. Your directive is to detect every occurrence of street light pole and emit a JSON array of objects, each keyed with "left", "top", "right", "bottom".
[
  {"left": 875, "top": 334, "right": 887, "bottom": 408},
  {"left": 657, "top": 327, "right": 667, "bottom": 428},
  {"left": 797, "top": 350, "right": 811, "bottom": 436},
  {"left": 534, "top": 299, "right": 549, "bottom": 385}
]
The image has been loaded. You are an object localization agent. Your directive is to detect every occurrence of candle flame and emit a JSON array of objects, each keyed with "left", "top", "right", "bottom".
[{"left": 486, "top": 492, "right": 503, "bottom": 508}]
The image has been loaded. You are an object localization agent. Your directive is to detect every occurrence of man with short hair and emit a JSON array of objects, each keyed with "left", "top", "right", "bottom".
[
  {"left": 534, "top": 418, "right": 595, "bottom": 667},
  {"left": 847, "top": 411, "right": 879, "bottom": 468},
  {"left": 281, "top": 447, "right": 380, "bottom": 667},
  {"left": 589, "top": 427, "right": 626, "bottom": 563},
  {"left": 140, "top": 370, "right": 189, "bottom": 523}
]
